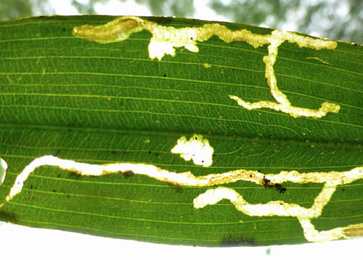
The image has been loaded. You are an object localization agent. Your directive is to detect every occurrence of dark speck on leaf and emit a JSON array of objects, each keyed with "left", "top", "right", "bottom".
[
  {"left": 262, "top": 176, "right": 271, "bottom": 187},
  {"left": 167, "top": 183, "right": 183, "bottom": 193},
  {"left": 123, "top": 170, "right": 134, "bottom": 178},
  {"left": 274, "top": 184, "right": 286, "bottom": 194},
  {"left": 263, "top": 176, "right": 286, "bottom": 194}
]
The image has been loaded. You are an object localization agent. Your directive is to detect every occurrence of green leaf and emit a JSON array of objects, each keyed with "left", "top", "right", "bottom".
[{"left": 0, "top": 15, "right": 362, "bottom": 247}]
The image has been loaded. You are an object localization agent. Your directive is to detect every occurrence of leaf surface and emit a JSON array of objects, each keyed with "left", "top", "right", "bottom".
[{"left": 0, "top": 15, "right": 362, "bottom": 246}]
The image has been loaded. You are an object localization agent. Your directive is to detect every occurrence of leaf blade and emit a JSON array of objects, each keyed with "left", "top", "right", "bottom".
[{"left": 0, "top": 15, "right": 362, "bottom": 246}]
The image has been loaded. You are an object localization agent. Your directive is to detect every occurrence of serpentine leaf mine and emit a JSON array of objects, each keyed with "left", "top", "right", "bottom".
[
  {"left": 1, "top": 155, "right": 362, "bottom": 243},
  {"left": 73, "top": 16, "right": 340, "bottom": 118}
]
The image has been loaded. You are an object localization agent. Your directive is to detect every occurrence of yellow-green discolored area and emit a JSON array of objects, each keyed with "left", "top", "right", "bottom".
[{"left": 0, "top": 15, "right": 363, "bottom": 246}]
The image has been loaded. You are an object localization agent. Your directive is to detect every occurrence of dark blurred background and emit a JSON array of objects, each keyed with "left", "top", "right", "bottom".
[{"left": 0, "top": 0, "right": 362, "bottom": 43}]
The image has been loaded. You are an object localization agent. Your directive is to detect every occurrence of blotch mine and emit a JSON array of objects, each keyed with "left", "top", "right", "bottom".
[{"left": 171, "top": 134, "right": 214, "bottom": 167}]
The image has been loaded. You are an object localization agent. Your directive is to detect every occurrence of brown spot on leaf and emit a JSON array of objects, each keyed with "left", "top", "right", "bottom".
[
  {"left": 167, "top": 183, "right": 183, "bottom": 193},
  {"left": 262, "top": 176, "right": 286, "bottom": 193},
  {"left": 123, "top": 170, "right": 134, "bottom": 178}
]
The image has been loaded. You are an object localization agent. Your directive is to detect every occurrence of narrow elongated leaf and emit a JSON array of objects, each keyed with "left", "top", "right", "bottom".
[{"left": 0, "top": 15, "right": 362, "bottom": 246}]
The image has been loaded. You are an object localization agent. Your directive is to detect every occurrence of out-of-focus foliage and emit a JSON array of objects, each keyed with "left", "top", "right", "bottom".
[
  {"left": 70, "top": 0, "right": 108, "bottom": 15},
  {"left": 0, "top": 0, "right": 34, "bottom": 20},
  {"left": 209, "top": 0, "right": 363, "bottom": 44},
  {"left": 136, "top": 0, "right": 194, "bottom": 18}
]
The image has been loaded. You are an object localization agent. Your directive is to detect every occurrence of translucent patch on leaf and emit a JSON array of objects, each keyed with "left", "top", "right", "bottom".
[
  {"left": 0, "top": 158, "right": 7, "bottom": 184},
  {"left": 171, "top": 134, "right": 214, "bottom": 167},
  {"left": 72, "top": 16, "right": 144, "bottom": 44},
  {"left": 146, "top": 26, "right": 199, "bottom": 60}
]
